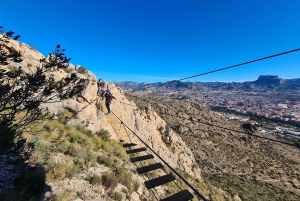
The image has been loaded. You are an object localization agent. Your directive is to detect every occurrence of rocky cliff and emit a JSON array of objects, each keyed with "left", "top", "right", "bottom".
[
  {"left": 253, "top": 75, "right": 285, "bottom": 85},
  {"left": 125, "top": 92, "right": 300, "bottom": 201},
  {"left": 1, "top": 33, "right": 240, "bottom": 200}
]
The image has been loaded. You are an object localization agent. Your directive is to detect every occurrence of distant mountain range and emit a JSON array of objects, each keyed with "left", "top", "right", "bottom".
[{"left": 115, "top": 75, "right": 300, "bottom": 92}]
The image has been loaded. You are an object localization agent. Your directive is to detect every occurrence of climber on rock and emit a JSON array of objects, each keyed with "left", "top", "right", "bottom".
[
  {"left": 97, "top": 84, "right": 105, "bottom": 100},
  {"left": 104, "top": 88, "right": 116, "bottom": 115},
  {"left": 145, "top": 104, "right": 151, "bottom": 120},
  {"left": 164, "top": 124, "right": 173, "bottom": 147}
]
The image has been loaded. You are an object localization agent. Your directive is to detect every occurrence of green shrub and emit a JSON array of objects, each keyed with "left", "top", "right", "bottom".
[
  {"left": 47, "top": 119, "right": 65, "bottom": 132},
  {"left": 58, "top": 110, "right": 75, "bottom": 123},
  {"left": 116, "top": 168, "right": 132, "bottom": 189},
  {"left": 27, "top": 138, "right": 51, "bottom": 153},
  {"left": 83, "top": 149, "right": 97, "bottom": 168},
  {"left": 46, "top": 163, "right": 69, "bottom": 182},
  {"left": 102, "top": 172, "right": 117, "bottom": 189},
  {"left": 102, "top": 142, "right": 114, "bottom": 153},
  {"left": 63, "top": 160, "right": 82, "bottom": 179},
  {"left": 74, "top": 131, "right": 88, "bottom": 145},
  {"left": 97, "top": 154, "right": 114, "bottom": 168},
  {"left": 165, "top": 181, "right": 177, "bottom": 194},
  {"left": 74, "top": 159, "right": 84, "bottom": 170},
  {"left": 91, "top": 133, "right": 102, "bottom": 151},
  {"left": 75, "top": 124, "right": 93, "bottom": 136},
  {"left": 69, "top": 132, "right": 79, "bottom": 143},
  {"left": 96, "top": 129, "right": 111, "bottom": 141},
  {"left": 133, "top": 180, "right": 140, "bottom": 192},
  {"left": 76, "top": 66, "right": 87, "bottom": 74},
  {"left": 27, "top": 63, "right": 33, "bottom": 67},
  {"left": 88, "top": 174, "right": 102, "bottom": 185},
  {"left": 59, "top": 139, "right": 74, "bottom": 155}
]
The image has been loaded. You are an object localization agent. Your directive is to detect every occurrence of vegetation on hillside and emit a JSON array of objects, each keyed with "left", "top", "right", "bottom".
[
  {"left": 1, "top": 27, "right": 208, "bottom": 201},
  {"left": 125, "top": 92, "right": 300, "bottom": 201},
  {"left": 3, "top": 112, "right": 139, "bottom": 200},
  {"left": 0, "top": 26, "right": 86, "bottom": 150}
]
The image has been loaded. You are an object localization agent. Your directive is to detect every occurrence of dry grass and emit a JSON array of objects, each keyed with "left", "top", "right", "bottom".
[
  {"left": 50, "top": 191, "right": 73, "bottom": 201},
  {"left": 46, "top": 162, "right": 70, "bottom": 182},
  {"left": 102, "top": 172, "right": 117, "bottom": 189},
  {"left": 88, "top": 174, "right": 102, "bottom": 186},
  {"left": 126, "top": 92, "right": 300, "bottom": 201},
  {"left": 15, "top": 109, "right": 141, "bottom": 201}
]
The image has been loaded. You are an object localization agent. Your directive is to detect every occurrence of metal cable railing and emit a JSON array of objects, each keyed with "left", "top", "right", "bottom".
[
  {"left": 121, "top": 122, "right": 161, "bottom": 201},
  {"left": 111, "top": 110, "right": 208, "bottom": 201}
]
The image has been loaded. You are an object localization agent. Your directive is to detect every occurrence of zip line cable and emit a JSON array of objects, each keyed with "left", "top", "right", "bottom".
[
  {"left": 111, "top": 95, "right": 295, "bottom": 199},
  {"left": 134, "top": 47, "right": 300, "bottom": 92},
  {"left": 125, "top": 93, "right": 298, "bottom": 148},
  {"left": 155, "top": 110, "right": 297, "bottom": 147},
  {"left": 177, "top": 48, "right": 300, "bottom": 81},
  {"left": 111, "top": 110, "right": 208, "bottom": 201},
  {"left": 121, "top": 93, "right": 298, "bottom": 147},
  {"left": 108, "top": 45, "right": 300, "bottom": 195},
  {"left": 102, "top": 47, "right": 300, "bottom": 200}
]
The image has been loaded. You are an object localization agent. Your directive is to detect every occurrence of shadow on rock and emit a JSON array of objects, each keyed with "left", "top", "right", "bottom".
[{"left": 0, "top": 150, "right": 51, "bottom": 201}]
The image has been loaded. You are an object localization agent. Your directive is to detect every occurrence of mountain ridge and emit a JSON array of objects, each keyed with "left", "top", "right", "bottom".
[
  {"left": 125, "top": 92, "right": 300, "bottom": 201},
  {"left": 115, "top": 75, "right": 300, "bottom": 92}
]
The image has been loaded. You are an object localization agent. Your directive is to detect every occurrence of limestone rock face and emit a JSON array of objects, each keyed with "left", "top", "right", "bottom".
[
  {"left": 44, "top": 75, "right": 202, "bottom": 179},
  {"left": 0, "top": 34, "right": 44, "bottom": 70},
  {"left": 1, "top": 34, "right": 204, "bottom": 196},
  {"left": 105, "top": 83, "right": 202, "bottom": 179}
]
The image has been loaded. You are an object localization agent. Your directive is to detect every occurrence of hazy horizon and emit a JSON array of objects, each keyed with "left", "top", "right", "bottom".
[{"left": 114, "top": 74, "right": 299, "bottom": 84}]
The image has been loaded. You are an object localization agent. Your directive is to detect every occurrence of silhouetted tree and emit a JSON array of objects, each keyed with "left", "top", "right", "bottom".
[{"left": 0, "top": 26, "right": 86, "bottom": 149}]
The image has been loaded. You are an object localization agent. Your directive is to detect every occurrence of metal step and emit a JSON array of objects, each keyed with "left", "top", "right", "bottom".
[
  {"left": 160, "top": 189, "right": 194, "bottom": 201},
  {"left": 145, "top": 174, "right": 175, "bottom": 189},
  {"left": 123, "top": 143, "right": 137, "bottom": 147},
  {"left": 126, "top": 147, "right": 147, "bottom": 154},
  {"left": 137, "top": 163, "right": 164, "bottom": 174},
  {"left": 130, "top": 154, "right": 154, "bottom": 162}
]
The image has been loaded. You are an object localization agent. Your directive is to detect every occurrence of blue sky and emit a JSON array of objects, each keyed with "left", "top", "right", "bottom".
[{"left": 2, "top": 0, "right": 300, "bottom": 83}]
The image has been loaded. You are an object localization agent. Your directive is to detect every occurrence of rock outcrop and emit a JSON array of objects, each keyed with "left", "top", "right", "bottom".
[
  {"left": 1, "top": 34, "right": 211, "bottom": 200},
  {"left": 253, "top": 75, "right": 285, "bottom": 85}
]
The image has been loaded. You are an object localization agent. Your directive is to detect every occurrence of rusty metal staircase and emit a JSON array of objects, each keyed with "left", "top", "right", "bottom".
[{"left": 104, "top": 110, "right": 207, "bottom": 201}]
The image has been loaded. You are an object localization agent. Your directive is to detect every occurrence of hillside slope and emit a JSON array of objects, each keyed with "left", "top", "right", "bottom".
[
  {"left": 125, "top": 92, "right": 300, "bottom": 201},
  {"left": 0, "top": 33, "right": 242, "bottom": 200}
]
